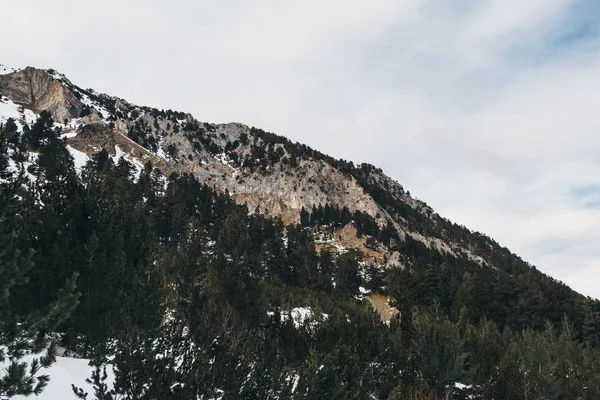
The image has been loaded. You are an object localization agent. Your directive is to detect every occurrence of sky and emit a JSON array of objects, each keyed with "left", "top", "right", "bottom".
[{"left": 2, "top": 0, "right": 600, "bottom": 299}]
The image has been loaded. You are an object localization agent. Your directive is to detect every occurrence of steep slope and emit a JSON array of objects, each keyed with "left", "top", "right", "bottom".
[
  {"left": 3, "top": 63, "right": 600, "bottom": 400},
  {"left": 0, "top": 66, "right": 83, "bottom": 123},
  {"left": 0, "top": 64, "right": 541, "bottom": 278}
]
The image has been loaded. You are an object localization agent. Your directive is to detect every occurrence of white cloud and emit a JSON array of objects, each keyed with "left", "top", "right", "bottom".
[{"left": 3, "top": 0, "right": 600, "bottom": 298}]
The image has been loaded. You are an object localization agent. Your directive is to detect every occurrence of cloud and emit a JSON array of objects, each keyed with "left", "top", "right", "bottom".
[{"left": 3, "top": 0, "right": 600, "bottom": 298}]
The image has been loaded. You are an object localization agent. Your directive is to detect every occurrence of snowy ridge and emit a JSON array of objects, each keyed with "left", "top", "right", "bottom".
[
  {"left": 0, "top": 64, "right": 546, "bottom": 288},
  {"left": 46, "top": 68, "right": 73, "bottom": 85},
  {"left": 46, "top": 67, "right": 113, "bottom": 121},
  {"left": 77, "top": 90, "right": 112, "bottom": 120},
  {"left": 0, "top": 64, "right": 21, "bottom": 76}
]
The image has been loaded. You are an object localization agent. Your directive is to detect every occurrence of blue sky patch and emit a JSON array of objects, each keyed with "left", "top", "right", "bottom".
[
  {"left": 571, "top": 184, "right": 600, "bottom": 208},
  {"left": 547, "top": 0, "right": 600, "bottom": 50}
]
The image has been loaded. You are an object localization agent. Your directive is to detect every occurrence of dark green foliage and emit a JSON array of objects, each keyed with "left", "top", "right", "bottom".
[
  {"left": 334, "top": 250, "right": 362, "bottom": 297},
  {"left": 21, "top": 111, "right": 56, "bottom": 150},
  {"left": 0, "top": 120, "right": 80, "bottom": 398},
  {"left": 407, "top": 304, "right": 466, "bottom": 398},
  {"left": 3, "top": 115, "right": 600, "bottom": 399},
  {"left": 128, "top": 119, "right": 158, "bottom": 152}
]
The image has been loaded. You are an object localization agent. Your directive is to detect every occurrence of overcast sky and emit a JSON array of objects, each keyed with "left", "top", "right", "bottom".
[{"left": 3, "top": 0, "right": 600, "bottom": 298}]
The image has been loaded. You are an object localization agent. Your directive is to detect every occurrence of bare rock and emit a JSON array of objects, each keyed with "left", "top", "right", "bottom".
[
  {"left": 77, "top": 123, "right": 117, "bottom": 153},
  {"left": 0, "top": 67, "right": 83, "bottom": 123}
]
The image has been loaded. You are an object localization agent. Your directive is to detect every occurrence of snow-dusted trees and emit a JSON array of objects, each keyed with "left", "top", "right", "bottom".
[{"left": 0, "top": 121, "right": 79, "bottom": 398}]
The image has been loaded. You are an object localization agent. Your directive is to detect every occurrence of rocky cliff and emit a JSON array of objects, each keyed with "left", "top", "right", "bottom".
[
  {"left": 0, "top": 66, "right": 83, "bottom": 122},
  {"left": 0, "top": 64, "right": 531, "bottom": 274}
]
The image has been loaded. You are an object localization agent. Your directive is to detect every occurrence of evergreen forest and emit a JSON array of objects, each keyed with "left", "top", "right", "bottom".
[{"left": 2, "top": 115, "right": 600, "bottom": 399}]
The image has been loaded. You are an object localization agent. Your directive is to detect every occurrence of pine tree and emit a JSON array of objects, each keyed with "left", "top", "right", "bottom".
[
  {"left": 335, "top": 250, "right": 362, "bottom": 297},
  {"left": 21, "top": 112, "right": 55, "bottom": 150},
  {"left": 583, "top": 300, "right": 600, "bottom": 348},
  {"left": 408, "top": 303, "right": 465, "bottom": 399},
  {"left": 0, "top": 125, "right": 80, "bottom": 398},
  {"left": 317, "top": 249, "right": 335, "bottom": 293},
  {"left": 554, "top": 316, "right": 586, "bottom": 399},
  {"left": 299, "top": 207, "right": 310, "bottom": 227},
  {"left": 468, "top": 318, "right": 500, "bottom": 377}
]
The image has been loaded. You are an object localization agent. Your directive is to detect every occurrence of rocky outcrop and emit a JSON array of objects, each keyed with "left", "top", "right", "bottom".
[
  {"left": 0, "top": 67, "right": 83, "bottom": 122},
  {"left": 76, "top": 123, "right": 117, "bottom": 152},
  {"left": 0, "top": 65, "right": 498, "bottom": 270},
  {"left": 149, "top": 121, "right": 388, "bottom": 225}
]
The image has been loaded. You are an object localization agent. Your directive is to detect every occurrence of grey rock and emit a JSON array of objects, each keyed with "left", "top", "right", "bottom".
[{"left": 0, "top": 67, "right": 83, "bottom": 123}]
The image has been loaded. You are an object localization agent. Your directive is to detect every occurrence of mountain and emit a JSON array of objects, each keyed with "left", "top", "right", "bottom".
[
  {"left": 0, "top": 64, "right": 536, "bottom": 271},
  {"left": 2, "top": 64, "right": 600, "bottom": 399}
]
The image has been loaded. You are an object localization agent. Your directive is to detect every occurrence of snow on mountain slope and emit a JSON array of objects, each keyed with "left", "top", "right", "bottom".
[
  {"left": 112, "top": 145, "right": 145, "bottom": 180},
  {"left": 0, "top": 64, "right": 547, "bottom": 276},
  {"left": 0, "top": 97, "right": 90, "bottom": 175},
  {"left": 0, "top": 97, "right": 22, "bottom": 123},
  {"left": 68, "top": 145, "right": 90, "bottom": 173},
  {"left": 268, "top": 307, "right": 329, "bottom": 328},
  {"left": 0, "top": 95, "right": 37, "bottom": 127},
  {"left": 0, "top": 64, "right": 21, "bottom": 75}
]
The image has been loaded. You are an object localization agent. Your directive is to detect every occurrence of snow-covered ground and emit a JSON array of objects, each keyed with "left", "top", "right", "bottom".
[
  {"left": 67, "top": 145, "right": 90, "bottom": 173},
  {"left": 156, "top": 145, "right": 168, "bottom": 160},
  {"left": 112, "top": 145, "right": 145, "bottom": 180},
  {"left": 8, "top": 356, "right": 113, "bottom": 400},
  {"left": 0, "top": 98, "right": 21, "bottom": 122},
  {"left": 0, "top": 96, "right": 38, "bottom": 127},
  {"left": 78, "top": 91, "right": 111, "bottom": 120},
  {"left": 314, "top": 231, "right": 349, "bottom": 255}
]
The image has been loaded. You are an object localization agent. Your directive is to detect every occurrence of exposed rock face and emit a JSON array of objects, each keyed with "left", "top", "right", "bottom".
[
  {"left": 142, "top": 121, "right": 388, "bottom": 226},
  {"left": 77, "top": 123, "right": 117, "bottom": 151},
  {"left": 191, "top": 152, "right": 384, "bottom": 225},
  {"left": 0, "top": 65, "right": 514, "bottom": 271},
  {"left": 367, "top": 294, "right": 399, "bottom": 324},
  {"left": 0, "top": 67, "right": 83, "bottom": 122}
]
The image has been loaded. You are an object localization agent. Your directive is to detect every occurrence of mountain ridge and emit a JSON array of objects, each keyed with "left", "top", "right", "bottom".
[
  {"left": 0, "top": 63, "right": 539, "bottom": 278},
  {"left": 3, "top": 62, "right": 600, "bottom": 400}
]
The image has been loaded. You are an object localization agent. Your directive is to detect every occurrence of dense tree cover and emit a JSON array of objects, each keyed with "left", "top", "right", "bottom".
[
  {"left": 0, "top": 119, "right": 80, "bottom": 398},
  {"left": 299, "top": 205, "right": 594, "bottom": 340},
  {"left": 2, "top": 116, "right": 600, "bottom": 399},
  {"left": 236, "top": 127, "right": 563, "bottom": 280},
  {"left": 385, "top": 237, "right": 593, "bottom": 337},
  {"left": 75, "top": 301, "right": 600, "bottom": 400}
]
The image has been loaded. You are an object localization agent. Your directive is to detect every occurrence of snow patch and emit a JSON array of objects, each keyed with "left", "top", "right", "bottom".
[
  {"left": 0, "top": 96, "right": 38, "bottom": 127},
  {"left": 112, "top": 145, "right": 145, "bottom": 181},
  {"left": 0, "top": 64, "right": 21, "bottom": 75},
  {"left": 359, "top": 286, "right": 371, "bottom": 295},
  {"left": 454, "top": 382, "right": 472, "bottom": 390},
  {"left": 79, "top": 93, "right": 111, "bottom": 120},
  {"left": 67, "top": 145, "right": 90, "bottom": 173},
  {"left": 315, "top": 234, "right": 349, "bottom": 255},
  {"left": 9, "top": 356, "right": 114, "bottom": 400},
  {"left": 156, "top": 145, "right": 168, "bottom": 160},
  {"left": 267, "top": 307, "right": 329, "bottom": 329},
  {"left": 61, "top": 132, "right": 79, "bottom": 139}
]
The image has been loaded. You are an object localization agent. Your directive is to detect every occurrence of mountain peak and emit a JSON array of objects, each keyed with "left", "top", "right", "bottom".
[
  {"left": 0, "top": 65, "right": 83, "bottom": 122},
  {"left": 0, "top": 64, "right": 556, "bottom": 276}
]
